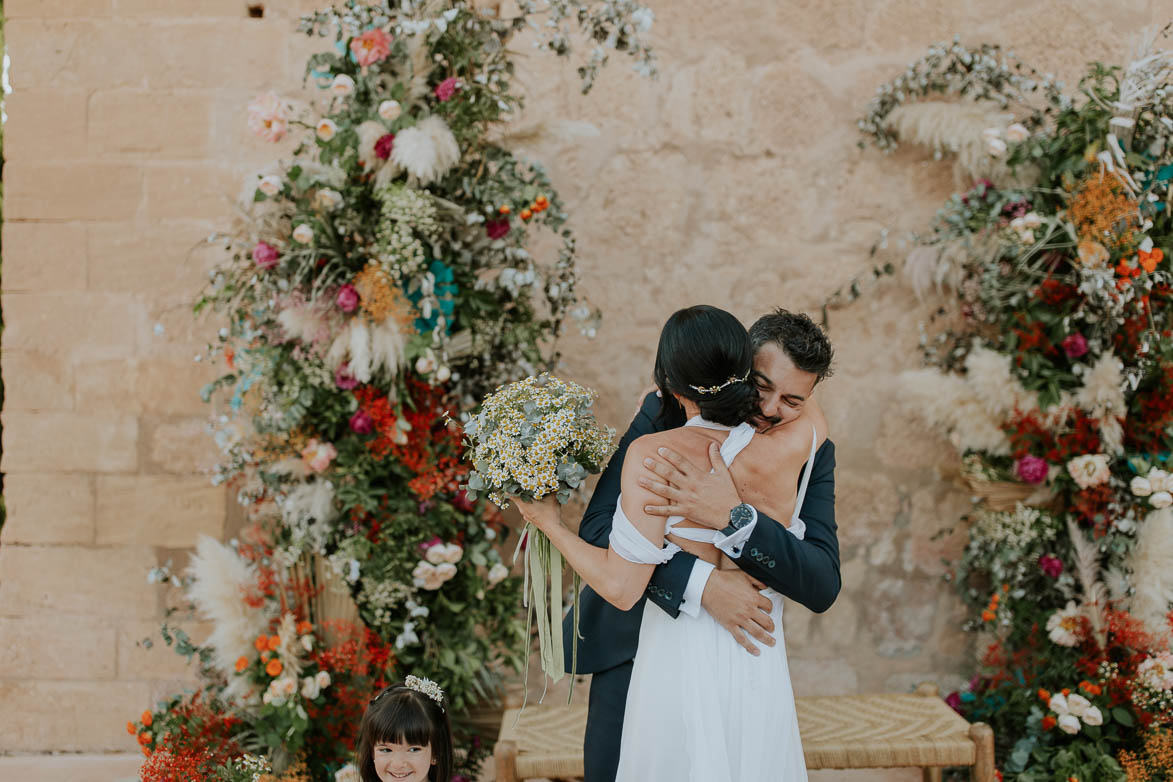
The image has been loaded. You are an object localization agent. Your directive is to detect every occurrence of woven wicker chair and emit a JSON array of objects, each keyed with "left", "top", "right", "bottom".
[{"left": 494, "top": 683, "right": 995, "bottom": 781}]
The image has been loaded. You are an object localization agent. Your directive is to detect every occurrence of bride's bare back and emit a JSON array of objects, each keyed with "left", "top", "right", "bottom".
[{"left": 620, "top": 406, "right": 827, "bottom": 568}]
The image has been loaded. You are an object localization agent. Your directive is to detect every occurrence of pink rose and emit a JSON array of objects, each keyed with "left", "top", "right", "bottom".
[
  {"left": 374, "top": 133, "right": 395, "bottom": 160},
  {"left": 247, "top": 92, "right": 287, "bottom": 142},
  {"left": 336, "top": 284, "right": 359, "bottom": 312},
  {"left": 434, "top": 77, "right": 459, "bottom": 102},
  {"left": 335, "top": 363, "right": 359, "bottom": 390},
  {"left": 453, "top": 490, "right": 476, "bottom": 512},
  {"left": 253, "top": 241, "right": 280, "bottom": 269},
  {"left": 1015, "top": 455, "right": 1049, "bottom": 485},
  {"left": 349, "top": 409, "right": 374, "bottom": 434},
  {"left": 1038, "top": 554, "right": 1064, "bottom": 579},
  {"left": 350, "top": 29, "right": 392, "bottom": 67},
  {"left": 300, "top": 439, "right": 337, "bottom": 473},
  {"left": 485, "top": 219, "right": 511, "bottom": 240},
  {"left": 1062, "top": 333, "right": 1089, "bottom": 359}
]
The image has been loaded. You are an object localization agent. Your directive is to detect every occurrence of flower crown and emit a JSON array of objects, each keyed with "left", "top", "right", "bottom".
[
  {"left": 688, "top": 368, "right": 752, "bottom": 395},
  {"left": 405, "top": 675, "right": 445, "bottom": 709}
]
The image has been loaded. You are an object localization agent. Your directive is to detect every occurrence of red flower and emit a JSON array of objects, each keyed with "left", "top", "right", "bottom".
[
  {"left": 253, "top": 241, "right": 280, "bottom": 270},
  {"left": 434, "top": 77, "right": 459, "bottom": 102},
  {"left": 349, "top": 409, "right": 374, "bottom": 434},
  {"left": 485, "top": 219, "right": 511, "bottom": 240},
  {"left": 1061, "top": 333, "right": 1088, "bottom": 359},
  {"left": 374, "top": 133, "right": 395, "bottom": 160}
]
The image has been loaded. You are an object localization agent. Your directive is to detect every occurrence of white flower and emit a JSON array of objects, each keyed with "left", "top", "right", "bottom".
[
  {"left": 1131, "top": 476, "right": 1154, "bottom": 496},
  {"left": 424, "top": 544, "right": 448, "bottom": 565},
  {"left": 292, "top": 223, "right": 314, "bottom": 244},
  {"left": 435, "top": 366, "right": 451, "bottom": 383},
  {"left": 335, "top": 764, "right": 360, "bottom": 782},
  {"left": 331, "top": 74, "right": 356, "bottom": 97},
  {"left": 316, "top": 118, "right": 339, "bottom": 141},
  {"left": 1151, "top": 491, "right": 1173, "bottom": 509},
  {"left": 1149, "top": 469, "right": 1171, "bottom": 493},
  {"left": 300, "top": 634, "right": 314, "bottom": 652},
  {"left": 395, "top": 620, "right": 420, "bottom": 649},
  {"left": 1067, "top": 454, "right": 1111, "bottom": 489},
  {"left": 413, "top": 561, "right": 447, "bottom": 590},
  {"left": 1021, "top": 212, "right": 1042, "bottom": 229},
  {"left": 390, "top": 116, "right": 461, "bottom": 185},
  {"left": 1046, "top": 601, "right": 1083, "bottom": 647},
  {"left": 987, "top": 137, "right": 1007, "bottom": 157},
  {"left": 487, "top": 562, "right": 509, "bottom": 587},
  {"left": 981, "top": 127, "right": 1002, "bottom": 143},
  {"left": 1005, "top": 123, "right": 1030, "bottom": 142},
  {"left": 314, "top": 188, "right": 344, "bottom": 211},
  {"left": 247, "top": 91, "right": 288, "bottom": 142},
  {"left": 1058, "top": 713, "right": 1081, "bottom": 734},
  {"left": 257, "top": 174, "right": 283, "bottom": 196},
  {"left": 1048, "top": 693, "right": 1069, "bottom": 714},
  {"left": 378, "top": 99, "right": 402, "bottom": 121},
  {"left": 1066, "top": 692, "right": 1091, "bottom": 717},
  {"left": 315, "top": 670, "right": 331, "bottom": 689},
  {"left": 435, "top": 562, "right": 458, "bottom": 582},
  {"left": 434, "top": 543, "right": 463, "bottom": 564},
  {"left": 415, "top": 352, "right": 437, "bottom": 375},
  {"left": 1019, "top": 229, "right": 1034, "bottom": 244},
  {"left": 631, "top": 7, "right": 654, "bottom": 31},
  {"left": 1082, "top": 705, "right": 1103, "bottom": 726},
  {"left": 301, "top": 675, "right": 321, "bottom": 700}
]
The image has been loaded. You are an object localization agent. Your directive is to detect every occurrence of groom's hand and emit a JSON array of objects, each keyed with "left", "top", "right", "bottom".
[
  {"left": 639, "top": 442, "right": 740, "bottom": 529},
  {"left": 701, "top": 569, "right": 776, "bottom": 655}
]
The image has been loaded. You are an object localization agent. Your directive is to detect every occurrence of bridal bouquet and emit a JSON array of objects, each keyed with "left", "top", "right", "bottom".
[{"left": 462, "top": 374, "right": 615, "bottom": 691}]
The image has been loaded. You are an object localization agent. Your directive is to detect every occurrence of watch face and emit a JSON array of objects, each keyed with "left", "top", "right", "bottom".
[{"left": 730, "top": 504, "right": 753, "bottom": 529}]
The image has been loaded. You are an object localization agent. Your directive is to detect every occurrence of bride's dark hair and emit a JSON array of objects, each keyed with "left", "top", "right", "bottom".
[{"left": 653, "top": 305, "right": 758, "bottom": 428}]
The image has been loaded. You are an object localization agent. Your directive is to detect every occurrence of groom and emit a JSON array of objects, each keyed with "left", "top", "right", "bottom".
[{"left": 563, "top": 308, "right": 840, "bottom": 782}]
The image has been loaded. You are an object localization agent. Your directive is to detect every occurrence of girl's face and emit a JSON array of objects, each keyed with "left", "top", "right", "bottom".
[{"left": 373, "top": 741, "right": 433, "bottom": 782}]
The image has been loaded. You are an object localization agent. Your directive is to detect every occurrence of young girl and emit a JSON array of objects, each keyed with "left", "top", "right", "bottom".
[{"left": 355, "top": 675, "right": 453, "bottom": 782}]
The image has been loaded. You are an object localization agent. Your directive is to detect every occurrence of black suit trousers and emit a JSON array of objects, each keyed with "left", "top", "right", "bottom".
[{"left": 583, "top": 660, "right": 634, "bottom": 782}]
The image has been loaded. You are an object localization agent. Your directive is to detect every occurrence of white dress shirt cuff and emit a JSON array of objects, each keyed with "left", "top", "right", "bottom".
[
  {"left": 679, "top": 558, "right": 716, "bottom": 618},
  {"left": 714, "top": 506, "right": 759, "bottom": 559}
]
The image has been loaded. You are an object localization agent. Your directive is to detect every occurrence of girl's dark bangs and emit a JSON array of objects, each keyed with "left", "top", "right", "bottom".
[{"left": 370, "top": 693, "right": 433, "bottom": 747}]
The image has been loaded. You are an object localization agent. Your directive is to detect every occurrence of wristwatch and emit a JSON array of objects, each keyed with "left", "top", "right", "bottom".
[{"left": 721, "top": 503, "right": 756, "bottom": 538}]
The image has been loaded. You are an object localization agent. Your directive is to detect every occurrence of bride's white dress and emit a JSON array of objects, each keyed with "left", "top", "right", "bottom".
[{"left": 607, "top": 416, "right": 813, "bottom": 782}]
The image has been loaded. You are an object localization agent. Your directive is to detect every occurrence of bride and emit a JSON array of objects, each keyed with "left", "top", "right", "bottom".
[{"left": 514, "top": 305, "right": 821, "bottom": 782}]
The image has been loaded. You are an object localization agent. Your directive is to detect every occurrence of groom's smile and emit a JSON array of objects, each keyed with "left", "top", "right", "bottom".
[{"left": 752, "top": 343, "right": 818, "bottom": 431}]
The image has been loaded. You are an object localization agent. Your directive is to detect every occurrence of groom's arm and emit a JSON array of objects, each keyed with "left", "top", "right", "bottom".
[
  {"left": 578, "top": 392, "right": 700, "bottom": 619},
  {"left": 716, "top": 441, "right": 840, "bottom": 613}
]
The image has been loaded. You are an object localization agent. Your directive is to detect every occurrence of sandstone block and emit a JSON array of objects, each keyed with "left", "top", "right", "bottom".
[
  {"left": 2, "top": 90, "right": 89, "bottom": 159},
  {"left": 0, "top": 413, "right": 138, "bottom": 473},
  {"left": 136, "top": 358, "right": 218, "bottom": 416},
  {"left": 0, "top": 545, "right": 158, "bottom": 619},
  {"left": 1, "top": 292, "right": 140, "bottom": 359},
  {"left": 4, "top": 20, "right": 150, "bottom": 91},
  {"left": 0, "top": 680, "right": 154, "bottom": 752},
  {"left": 96, "top": 475, "right": 225, "bottom": 546},
  {"left": 788, "top": 656, "right": 858, "bottom": 697},
  {"left": 87, "top": 220, "right": 224, "bottom": 294},
  {"left": 146, "top": 419, "right": 220, "bottom": 475},
  {"left": 4, "top": 0, "right": 112, "bottom": 16},
  {"left": 1, "top": 351, "right": 74, "bottom": 411},
  {"left": 115, "top": 0, "right": 246, "bottom": 16},
  {"left": 145, "top": 21, "right": 287, "bottom": 90},
  {"left": 1, "top": 474, "right": 94, "bottom": 545},
  {"left": 4, "top": 161, "right": 142, "bottom": 220},
  {"left": 89, "top": 91, "right": 213, "bottom": 157},
  {"left": 0, "top": 617, "right": 117, "bottom": 680},
  {"left": 833, "top": 469, "right": 901, "bottom": 548},
  {"left": 1, "top": 222, "right": 88, "bottom": 292},
  {"left": 74, "top": 359, "right": 141, "bottom": 416},
  {"left": 144, "top": 163, "right": 239, "bottom": 220}
]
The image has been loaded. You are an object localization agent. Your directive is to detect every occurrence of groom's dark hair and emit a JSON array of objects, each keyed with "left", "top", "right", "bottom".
[{"left": 749, "top": 309, "right": 834, "bottom": 383}]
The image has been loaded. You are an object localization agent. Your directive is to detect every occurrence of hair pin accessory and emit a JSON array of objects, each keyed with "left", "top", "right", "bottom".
[
  {"left": 689, "top": 368, "right": 751, "bottom": 395},
  {"left": 405, "top": 675, "right": 445, "bottom": 709}
]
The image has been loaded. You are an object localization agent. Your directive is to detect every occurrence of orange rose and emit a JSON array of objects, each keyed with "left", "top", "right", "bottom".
[
  {"left": 138, "top": 732, "right": 152, "bottom": 746},
  {"left": 141, "top": 711, "right": 153, "bottom": 727},
  {"left": 1139, "top": 248, "right": 1163, "bottom": 273},
  {"left": 981, "top": 610, "right": 996, "bottom": 622},
  {"left": 1041, "top": 715, "right": 1056, "bottom": 731},
  {"left": 297, "top": 620, "right": 313, "bottom": 635},
  {"left": 254, "top": 635, "right": 268, "bottom": 651},
  {"left": 1037, "top": 688, "right": 1050, "bottom": 702},
  {"left": 141, "top": 746, "right": 151, "bottom": 757},
  {"left": 267, "top": 634, "right": 282, "bottom": 651},
  {"left": 235, "top": 656, "right": 250, "bottom": 673},
  {"left": 266, "top": 659, "right": 283, "bottom": 677},
  {"left": 127, "top": 721, "right": 136, "bottom": 735}
]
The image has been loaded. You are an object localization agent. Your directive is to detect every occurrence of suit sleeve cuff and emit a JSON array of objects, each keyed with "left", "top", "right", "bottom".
[
  {"left": 714, "top": 506, "right": 759, "bottom": 559},
  {"left": 679, "top": 558, "right": 716, "bottom": 618}
]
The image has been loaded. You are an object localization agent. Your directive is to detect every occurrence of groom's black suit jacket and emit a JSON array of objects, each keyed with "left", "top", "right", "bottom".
[{"left": 562, "top": 393, "right": 841, "bottom": 674}]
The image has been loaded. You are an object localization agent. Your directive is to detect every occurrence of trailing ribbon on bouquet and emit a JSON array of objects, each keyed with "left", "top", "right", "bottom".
[{"left": 513, "top": 524, "right": 581, "bottom": 708}]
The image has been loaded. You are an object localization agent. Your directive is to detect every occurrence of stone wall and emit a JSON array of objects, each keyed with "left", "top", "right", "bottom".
[{"left": 0, "top": 0, "right": 1165, "bottom": 754}]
